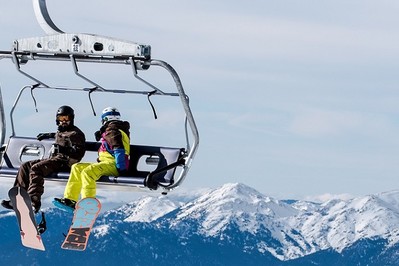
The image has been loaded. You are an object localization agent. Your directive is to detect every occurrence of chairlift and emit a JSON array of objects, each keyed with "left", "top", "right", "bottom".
[{"left": 0, "top": 0, "right": 199, "bottom": 194}]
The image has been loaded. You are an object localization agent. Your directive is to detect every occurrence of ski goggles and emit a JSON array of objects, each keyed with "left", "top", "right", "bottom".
[{"left": 57, "top": 115, "right": 71, "bottom": 122}]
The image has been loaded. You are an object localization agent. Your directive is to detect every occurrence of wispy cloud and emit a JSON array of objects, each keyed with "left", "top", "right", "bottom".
[
  {"left": 304, "top": 192, "right": 354, "bottom": 203},
  {"left": 289, "top": 108, "right": 363, "bottom": 138}
]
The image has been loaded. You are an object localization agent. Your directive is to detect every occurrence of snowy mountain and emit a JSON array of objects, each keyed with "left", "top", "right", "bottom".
[
  {"left": 290, "top": 191, "right": 399, "bottom": 255},
  {"left": 1, "top": 183, "right": 399, "bottom": 265},
  {"left": 94, "top": 183, "right": 399, "bottom": 264}
]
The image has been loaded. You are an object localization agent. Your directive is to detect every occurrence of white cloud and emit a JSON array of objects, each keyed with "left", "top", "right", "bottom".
[
  {"left": 304, "top": 193, "right": 354, "bottom": 203},
  {"left": 289, "top": 108, "right": 363, "bottom": 138}
]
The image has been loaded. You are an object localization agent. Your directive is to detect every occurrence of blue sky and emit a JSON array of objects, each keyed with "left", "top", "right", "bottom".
[{"left": 1, "top": 0, "right": 399, "bottom": 202}]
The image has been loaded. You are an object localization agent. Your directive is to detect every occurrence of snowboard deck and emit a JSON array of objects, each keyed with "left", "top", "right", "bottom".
[
  {"left": 8, "top": 187, "right": 45, "bottom": 251},
  {"left": 61, "top": 197, "right": 101, "bottom": 251}
]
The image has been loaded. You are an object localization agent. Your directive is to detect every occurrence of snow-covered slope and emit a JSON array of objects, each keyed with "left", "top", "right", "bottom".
[
  {"left": 93, "top": 183, "right": 399, "bottom": 261},
  {"left": 172, "top": 183, "right": 297, "bottom": 234},
  {"left": 292, "top": 191, "right": 399, "bottom": 254}
]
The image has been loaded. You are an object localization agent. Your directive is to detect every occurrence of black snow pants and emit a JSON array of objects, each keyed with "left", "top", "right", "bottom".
[{"left": 13, "top": 157, "right": 69, "bottom": 207}]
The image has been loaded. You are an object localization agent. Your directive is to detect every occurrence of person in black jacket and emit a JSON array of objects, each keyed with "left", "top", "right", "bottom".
[
  {"left": 1, "top": 105, "right": 86, "bottom": 213},
  {"left": 54, "top": 107, "right": 130, "bottom": 210}
]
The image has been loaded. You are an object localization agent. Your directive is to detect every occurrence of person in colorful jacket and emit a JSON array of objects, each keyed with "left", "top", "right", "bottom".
[
  {"left": 54, "top": 107, "right": 130, "bottom": 210},
  {"left": 1, "top": 105, "right": 86, "bottom": 213}
]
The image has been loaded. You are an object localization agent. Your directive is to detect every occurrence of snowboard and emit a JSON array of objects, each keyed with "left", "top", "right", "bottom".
[
  {"left": 8, "top": 187, "right": 45, "bottom": 251},
  {"left": 61, "top": 197, "right": 101, "bottom": 251}
]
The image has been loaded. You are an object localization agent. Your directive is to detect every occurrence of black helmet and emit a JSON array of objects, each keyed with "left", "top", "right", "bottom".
[
  {"left": 56, "top": 105, "right": 75, "bottom": 128},
  {"left": 57, "top": 105, "right": 74, "bottom": 117}
]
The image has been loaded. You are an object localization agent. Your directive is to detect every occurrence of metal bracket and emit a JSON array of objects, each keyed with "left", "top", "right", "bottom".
[{"left": 13, "top": 33, "right": 151, "bottom": 60}]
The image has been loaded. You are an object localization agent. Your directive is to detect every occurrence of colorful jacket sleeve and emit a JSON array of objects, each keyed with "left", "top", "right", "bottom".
[{"left": 98, "top": 121, "right": 130, "bottom": 172}]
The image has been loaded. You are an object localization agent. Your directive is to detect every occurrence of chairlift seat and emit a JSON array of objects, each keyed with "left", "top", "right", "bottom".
[{"left": 0, "top": 136, "right": 185, "bottom": 189}]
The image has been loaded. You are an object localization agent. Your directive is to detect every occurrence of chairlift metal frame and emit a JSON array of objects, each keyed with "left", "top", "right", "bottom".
[{"left": 0, "top": 0, "right": 199, "bottom": 192}]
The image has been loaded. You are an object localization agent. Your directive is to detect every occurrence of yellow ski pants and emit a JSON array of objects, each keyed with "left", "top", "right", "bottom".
[{"left": 63, "top": 161, "right": 119, "bottom": 201}]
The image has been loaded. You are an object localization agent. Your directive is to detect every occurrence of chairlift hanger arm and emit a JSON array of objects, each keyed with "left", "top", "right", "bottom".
[{"left": 33, "top": 0, "right": 64, "bottom": 35}]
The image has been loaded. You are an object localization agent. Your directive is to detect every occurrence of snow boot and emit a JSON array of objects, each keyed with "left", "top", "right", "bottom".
[
  {"left": 1, "top": 199, "right": 13, "bottom": 210},
  {"left": 53, "top": 197, "right": 76, "bottom": 213}
]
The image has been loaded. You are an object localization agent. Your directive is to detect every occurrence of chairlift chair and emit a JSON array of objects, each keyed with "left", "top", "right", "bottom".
[{"left": 0, "top": 0, "right": 199, "bottom": 194}]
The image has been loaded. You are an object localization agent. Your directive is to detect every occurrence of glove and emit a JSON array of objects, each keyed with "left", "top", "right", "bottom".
[
  {"left": 37, "top": 133, "right": 55, "bottom": 141},
  {"left": 94, "top": 130, "right": 102, "bottom": 141},
  {"left": 114, "top": 148, "right": 127, "bottom": 173}
]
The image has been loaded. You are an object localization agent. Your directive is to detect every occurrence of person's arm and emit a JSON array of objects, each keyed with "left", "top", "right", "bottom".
[
  {"left": 37, "top": 132, "right": 56, "bottom": 140},
  {"left": 114, "top": 148, "right": 127, "bottom": 173},
  {"left": 104, "top": 123, "right": 129, "bottom": 173},
  {"left": 68, "top": 129, "right": 86, "bottom": 161}
]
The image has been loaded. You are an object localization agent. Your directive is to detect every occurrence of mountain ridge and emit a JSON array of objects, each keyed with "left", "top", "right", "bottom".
[
  {"left": 91, "top": 182, "right": 399, "bottom": 261},
  {"left": 1, "top": 182, "right": 399, "bottom": 265}
]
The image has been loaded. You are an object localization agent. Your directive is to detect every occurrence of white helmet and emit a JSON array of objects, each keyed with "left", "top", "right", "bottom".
[{"left": 101, "top": 107, "right": 121, "bottom": 125}]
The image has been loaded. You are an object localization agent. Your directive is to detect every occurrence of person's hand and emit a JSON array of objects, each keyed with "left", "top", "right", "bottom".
[
  {"left": 94, "top": 130, "right": 102, "bottom": 141},
  {"left": 37, "top": 133, "right": 55, "bottom": 141}
]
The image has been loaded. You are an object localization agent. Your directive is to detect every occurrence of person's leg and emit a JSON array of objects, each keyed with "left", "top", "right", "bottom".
[
  {"left": 28, "top": 159, "right": 64, "bottom": 211},
  {"left": 14, "top": 160, "right": 40, "bottom": 189},
  {"left": 63, "top": 162, "right": 92, "bottom": 202},
  {"left": 80, "top": 161, "right": 118, "bottom": 199},
  {"left": 1, "top": 160, "right": 40, "bottom": 211}
]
